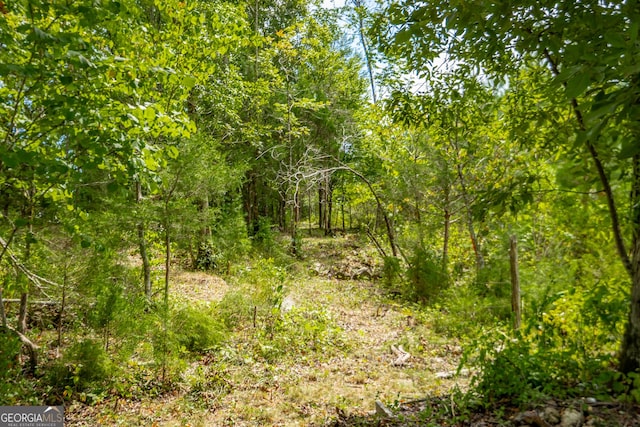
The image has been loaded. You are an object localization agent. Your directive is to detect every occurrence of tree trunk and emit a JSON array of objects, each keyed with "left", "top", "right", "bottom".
[
  {"left": 136, "top": 181, "right": 152, "bottom": 300},
  {"left": 542, "top": 53, "right": 637, "bottom": 372},
  {"left": 510, "top": 235, "right": 521, "bottom": 331},
  {"left": 620, "top": 255, "right": 640, "bottom": 373},
  {"left": 243, "top": 173, "right": 259, "bottom": 234},
  {"left": 200, "top": 194, "right": 211, "bottom": 241},
  {"left": 17, "top": 292, "right": 27, "bottom": 333},
  {"left": 294, "top": 190, "right": 300, "bottom": 225},
  {"left": 619, "top": 154, "right": 640, "bottom": 372},
  {"left": 57, "top": 275, "right": 66, "bottom": 350},
  {"left": 341, "top": 193, "right": 346, "bottom": 232},
  {"left": 308, "top": 189, "right": 312, "bottom": 234},
  {"left": 451, "top": 116, "right": 484, "bottom": 271},
  {"left": 0, "top": 287, "right": 6, "bottom": 328},
  {"left": 350, "top": 0, "right": 377, "bottom": 103},
  {"left": 318, "top": 184, "right": 325, "bottom": 230},
  {"left": 164, "top": 220, "right": 171, "bottom": 307},
  {"left": 455, "top": 163, "right": 484, "bottom": 270},
  {"left": 279, "top": 195, "right": 286, "bottom": 231},
  {"left": 343, "top": 166, "right": 398, "bottom": 257},
  {"left": 325, "top": 176, "right": 333, "bottom": 235},
  {"left": 443, "top": 209, "right": 451, "bottom": 272}
]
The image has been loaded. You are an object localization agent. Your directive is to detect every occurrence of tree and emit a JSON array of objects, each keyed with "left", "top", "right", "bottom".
[
  {"left": 0, "top": 0, "right": 244, "bottom": 371},
  {"left": 374, "top": 0, "right": 640, "bottom": 372}
]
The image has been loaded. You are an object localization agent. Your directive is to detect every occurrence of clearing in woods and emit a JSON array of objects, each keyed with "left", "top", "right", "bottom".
[{"left": 66, "top": 233, "right": 465, "bottom": 426}]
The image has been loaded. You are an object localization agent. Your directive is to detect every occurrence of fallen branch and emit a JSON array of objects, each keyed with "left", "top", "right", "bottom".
[
  {"left": 2, "top": 299, "right": 60, "bottom": 305},
  {"left": 0, "top": 237, "right": 59, "bottom": 299},
  {"left": 375, "top": 400, "right": 395, "bottom": 418},
  {"left": 391, "top": 344, "right": 411, "bottom": 366}
]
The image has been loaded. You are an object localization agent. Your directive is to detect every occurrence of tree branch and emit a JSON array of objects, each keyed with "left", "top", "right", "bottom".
[
  {"left": 543, "top": 48, "right": 632, "bottom": 277},
  {"left": 0, "top": 237, "right": 59, "bottom": 299}
]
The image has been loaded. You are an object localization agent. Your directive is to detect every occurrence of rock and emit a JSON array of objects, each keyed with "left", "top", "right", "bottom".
[
  {"left": 513, "top": 410, "right": 552, "bottom": 427},
  {"left": 435, "top": 371, "right": 455, "bottom": 379},
  {"left": 280, "top": 295, "right": 295, "bottom": 313},
  {"left": 374, "top": 400, "right": 394, "bottom": 418},
  {"left": 560, "top": 408, "right": 584, "bottom": 427},
  {"left": 435, "top": 368, "right": 469, "bottom": 379},
  {"left": 543, "top": 406, "right": 561, "bottom": 425},
  {"left": 584, "top": 416, "right": 603, "bottom": 427}
]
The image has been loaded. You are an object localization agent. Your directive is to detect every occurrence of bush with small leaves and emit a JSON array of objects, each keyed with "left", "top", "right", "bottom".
[{"left": 173, "top": 304, "right": 228, "bottom": 353}]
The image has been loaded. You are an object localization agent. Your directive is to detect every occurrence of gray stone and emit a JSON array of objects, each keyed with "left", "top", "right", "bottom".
[
  {"left": 374, "top": 400, "right": 394, "bottom": 418},
  {"left": 560, "top": 408, "right": 584, "bottom": 427},
  {"left": 543, "top": 406, "right": 561, "bottom": 425}
]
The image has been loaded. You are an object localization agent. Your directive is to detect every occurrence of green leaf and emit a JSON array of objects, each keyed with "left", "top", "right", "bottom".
[
  {"left": 143, "top": 106, "right": 156, "bottom": 122},
  {"left": 166, "top": 146, "right": 179, "bottom": 159},
  {"left": 183, "top": 75, "right": 197, "bottom": 90},
  {"left": 26, "top": 231, "right": 38, "bottom": 245},
  {"left": 394, "top": 29, "right": 412, "bottom": 45},
  {"left": 14, "top": 218, "right": 29, "bottom": 228},
  {"left": 126, "top": 113, "right": 139, "bottom": 124},
  {"left": 619, "top": 139, "right": 640, "bottom": 159},
  {"left": 30, "top": 26, "right": 56, "bottom": 41},
  {"left": 66, "top": 50, "right": 96, "bottom": 68},
  {"left": 604, "top": 32, "right": 626, "bottom": 48},
  {"left": 565, "top": 73, "right": 590, "bottom": 99},
  {"left": 59, "top": 75, "right": 73, "bottom": 85}
]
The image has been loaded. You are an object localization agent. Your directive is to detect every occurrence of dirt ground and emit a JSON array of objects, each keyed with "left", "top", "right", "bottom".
[{"left": 66, "top": 234, "right": 467, "bottom": 426}]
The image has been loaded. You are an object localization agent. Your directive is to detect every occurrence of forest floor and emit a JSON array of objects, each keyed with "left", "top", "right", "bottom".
[
  {"left": 65, "top": 232, "right": 468, "bottom": 426},
  {"left": 63, "top": 232, "right": 640, "bottom": 426}
]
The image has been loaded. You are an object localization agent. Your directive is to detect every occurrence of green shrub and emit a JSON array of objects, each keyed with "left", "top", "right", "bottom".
[
  {"left": 256, "top": 306, "right": 347, "bottom": 361},
  {"left": 211, "top": 205, "right": 251, "bottom": 266},
  {"left": 252, "top": 217, "right": 277, "bottom": 256},
  {"left": 216, "top": 290, "right": 253, "bottom": 328},
  {"left": 218, "top": 258, "right": 287, "bottom": 335},
  {"left": 173, "top": 305, "right": 228, "bottom": 353},
  {"left": 0, "top": 330, "right": 24, "bottom": 404},
  {"left": 195, "top": 241, "right": 218, "bottom": 271},
  {"left": 382, "top": 256, "right": 402, "bottom": 289},
  {"left": 473, "top": 261, "right": 510, "bottom": 298},
  {"left": 429, "top": 286, "right": 510, "bottom": 337},
  {"left": 47, "top": 339, "right": 114, "bottom": 395},
  {"left": 462, "top": 282, "right": 627, "bottom": 408},
  {"left": 408, "top": 248, "right": 448, "bottom": 302}
]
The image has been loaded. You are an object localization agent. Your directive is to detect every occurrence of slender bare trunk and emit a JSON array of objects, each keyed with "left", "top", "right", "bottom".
[
  {"left": 136, "top": 181, "right": 152, "bottom": 300},
  {"left": 326, "top": 177, "right": 333, "bottom": 235},
  {"left": 318, "top": 184, "right": 325, "bottom": 229},
  {"left": 164, "top": 220, "right": 170, "bottom": 307},
  {"left": 351, "top": 0, "right": 377, "bottom": 103},
  {"left": 17, "top": 292, "right": 27, "bottom": 333},
  {"left": 343, "top": 166, "right": 398, "bottom": 257},
  {"left": 620, "top": 153, "right": 640, "bottom": 372},
  {"left": 443, "top": 209, "right": 451, "bottom": 272},
  {"left": 308, "top": 189, "right": 312, "bottom": 234},
  {"left": 510, "top": 235, "right": 521, "bottom": 331},
  {"left": 57, "top": 274, "right": 66, "bottom": 350},
  {"left": 341, "top": 193, "right": 346, "bottom": 232},
  {"left": 0, "top": 287, "right": 6, "bottom": 328}
]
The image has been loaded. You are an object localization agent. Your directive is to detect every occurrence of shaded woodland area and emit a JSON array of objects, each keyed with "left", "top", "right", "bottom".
[{"left": 1, "top": 0, "right": 640, "bottom": 425}]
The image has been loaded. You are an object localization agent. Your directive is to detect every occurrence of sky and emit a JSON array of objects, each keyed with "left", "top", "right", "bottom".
[{"left": 322, "top": 0, "right": 346, "bottom": 8}]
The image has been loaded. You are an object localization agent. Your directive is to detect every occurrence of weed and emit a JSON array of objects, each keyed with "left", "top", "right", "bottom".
[
  {"left": 257, "top": 306, "right": 348, "bottom": 361},
  {"left": 173, "top": 304, "right": 228, "bottom": 353},
  {"left": 47, "top": 339, "right": 114, "bottom": 398}
]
